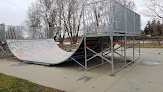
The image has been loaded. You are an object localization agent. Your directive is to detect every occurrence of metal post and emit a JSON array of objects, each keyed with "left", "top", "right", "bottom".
[
  {"left": 124, "top": 36, "right": 127, "bottom": 64},
  {"left": 139, "top": 36, "right": 141, "bottom": 59},
  {"left": 121, "top": 37, "right": 123, "bottom": 55},
  {"left": 134, "top": 13, "right": 136, "bottom": 36},
  {"left": 0, "top": 46, "right": 1, "bottom": 58},
  {"left": 4, "top": 24, "right": 8, "bottom": 59},
  {"left": 6, "top": 44, "right": 8, "bottom": 59},
  {"left": 124, "top": 4, "right": 127, "bottom": 65},
  {"left": 82, "top": 5, "right": 86, "bottom": 34},
  {"left": 133, "top": 37, "right": 135, "bottom": 62},
  {"left": 82, "top": 5, "right": 88, "bottom": 71},
  {"left": 101, "top": 37, "right": 104, "bottom": 64},
  {"left": 133, "top": 12, "right": 135, "bottom": 62},
  {"left": 84, "top": 37, "right": 87, "bottom": 71},
  {"left": 111, "top": 36, "right": 114, "bottom": 75},
  {"left": 95, "top": 2, "right": 99, "bottom": 34}
]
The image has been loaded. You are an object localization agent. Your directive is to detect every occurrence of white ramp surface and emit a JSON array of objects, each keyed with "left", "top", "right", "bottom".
[{"left": 7, "top": 39, "right": 73, "bottom": 65}]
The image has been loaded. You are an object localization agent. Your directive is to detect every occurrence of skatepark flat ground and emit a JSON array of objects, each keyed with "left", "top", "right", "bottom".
[{"left": 0, "top": 48, "right": 163, "bottom": 92}]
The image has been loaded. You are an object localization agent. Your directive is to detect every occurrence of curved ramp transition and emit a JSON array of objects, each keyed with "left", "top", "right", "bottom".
[{"left": 7, "top": 37, "right": 107, "bottom": 65}]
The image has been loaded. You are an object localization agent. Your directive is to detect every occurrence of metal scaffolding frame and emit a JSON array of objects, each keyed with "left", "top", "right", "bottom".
[
  {"left": 71, "top": 35, "right": 140, "bottom": 75},
  {"left": 71, "top": 0, "right": 141, "bottom": 75}
]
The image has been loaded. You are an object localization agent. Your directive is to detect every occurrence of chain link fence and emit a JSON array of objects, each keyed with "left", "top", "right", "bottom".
[
  {"left": 0, "top": 24, "right": 5, "bottom": 41},
  {"left": 5, "top": 26, "right": 57, "bottom": 40}
]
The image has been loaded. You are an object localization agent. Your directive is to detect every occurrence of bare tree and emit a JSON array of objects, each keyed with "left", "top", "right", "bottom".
[
  {"left": 39, "top": 0, "right": 58, "bottom": 27},
  {"left": 144, "top": 0, "right": 163, "bottom": 20},
  {"left": 152, "top": 20, "right": 159, "bottom": 36},
  {"left": 25, "top": 2, "right": 42, "bottom": 27},
  {"left": 60, "top": 0, "right": 84, "bottom": 44},
  {"left": 116, "top": 0, "right": 135, "bottom": 10},
  {"left": 25, "top": 0, "right": 136, "bottom": 44},
  {"left": 55, "top": 0, "right": 66, "bottom": 44}
]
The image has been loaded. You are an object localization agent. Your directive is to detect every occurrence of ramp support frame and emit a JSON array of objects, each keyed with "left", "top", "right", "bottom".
[{"left": 72, "top": 36, "right": 140, "bottom": 75}]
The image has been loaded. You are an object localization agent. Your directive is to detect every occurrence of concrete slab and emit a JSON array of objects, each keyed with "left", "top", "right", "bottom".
[
  {"left": 0, "top": 48, "right": 162, "bottom": 92},
  {"left": 108, "top": 48, "right": 163, "bottom": 92}
]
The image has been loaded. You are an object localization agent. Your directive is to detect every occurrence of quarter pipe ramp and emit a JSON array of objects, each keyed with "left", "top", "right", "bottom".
[
  {"left": 7, "top": 39, "right": 80, "bottom": 65},
  {"left": 6, "top": 37, "right": 103, "bottom": 65}
]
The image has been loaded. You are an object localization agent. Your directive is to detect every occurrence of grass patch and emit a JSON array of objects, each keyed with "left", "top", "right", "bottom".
[
  {"left": 135, "top": 43, "right": 163, "bottom": 48},
  {"left": 0, "top": 55, "right": 15, "bottom": 59},
  {"left": 0, "top": 73, "right": 63, "bottom": 92}
]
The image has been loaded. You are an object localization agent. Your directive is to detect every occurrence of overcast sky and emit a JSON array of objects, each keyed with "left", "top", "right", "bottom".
[
  {"left": 133, "top": 0, "right": 151, "bottom": 30},
  {"left": 0, "top": 0, "right": 150, "bottom": 30},
  {"left": 0, "top": 0, "right": 36, "bottom": 26}
]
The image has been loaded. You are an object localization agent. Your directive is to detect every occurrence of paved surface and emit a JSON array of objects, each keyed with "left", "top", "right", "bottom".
[{"left": 0, "top": 48, "right": 163, "bottom": 92}]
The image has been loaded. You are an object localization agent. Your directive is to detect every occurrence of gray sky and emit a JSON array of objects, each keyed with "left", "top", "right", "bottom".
[
  {"left": 0, "top": 0, "right": 36, "bottom": 26},
  {"left": 0, "top": 0, "right": 150, "bottom": 29},
  {"left": 133, "top": 0, "right": 151, "bottom": 30}
]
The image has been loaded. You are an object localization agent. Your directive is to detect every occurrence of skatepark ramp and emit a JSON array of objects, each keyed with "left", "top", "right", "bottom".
[
  {"left": 4, "top": 0, "right": 141, "bottom": 75},
  {"left": 5, "top": 26, "right": 105, "bottom": 65}
]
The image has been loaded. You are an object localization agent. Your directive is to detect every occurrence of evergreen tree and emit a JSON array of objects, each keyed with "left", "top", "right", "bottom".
[
  {"left": 151, "top": 20, "right": 158, "bottom": 36},
  {"left": 157, "top": 20, "right": 162, "bottom": 36},
  {"left": 144, "top": 21, "right": 151, "bottom": 35},
  {"left": 144, "top": 26, "right": 148, "bottom": 35},
  {"left": 144, "top": 19, "right": 163, "bottom": 36}
]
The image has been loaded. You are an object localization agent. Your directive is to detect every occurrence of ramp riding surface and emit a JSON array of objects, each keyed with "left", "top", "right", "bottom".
[
  {"left": 6, "top": 37, "right": 110, "bottom": 65},
  {"left": 7, "top": 39, "right": 79, "bottom": 65}
]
